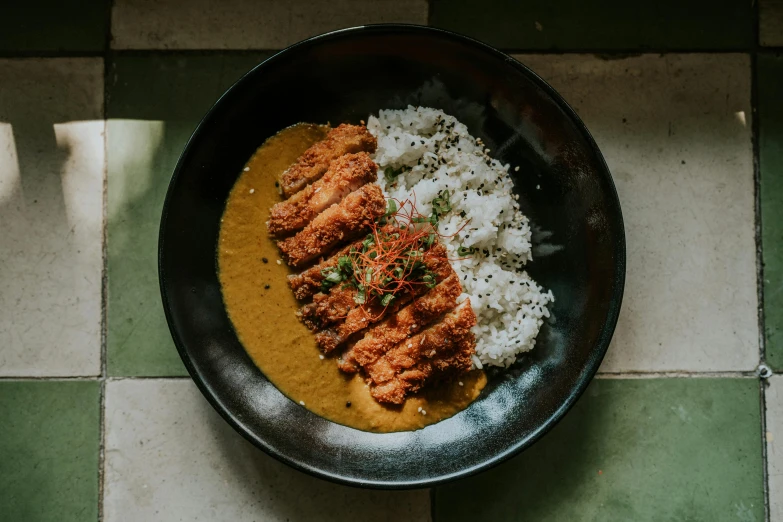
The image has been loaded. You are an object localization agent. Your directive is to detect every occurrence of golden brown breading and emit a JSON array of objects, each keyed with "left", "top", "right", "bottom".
[
  {"left": 268, "top": 152, "right": 378, "bottom": 237},
  {"left": 298, "top": 286, "right": 357, "bottom": 331},
  {"left": 287, "top": 237, "right": 365, "bottom": 300},
  {"left": 337, "top": 273, "right": 462, "bottom": 373},
  {"left": 280, "top": 124, "right": 377, "bottom": 198},
  {"left": 366, "top": 300, "right": 477, "bottom": 404},
  {"left": 277, "top": 184, "right": 386, "bottom": 267},
  {"left": 312, "top": 244, "right": 454, "bottom": 353},
  {"left": 286, "top": 224, "right": 398, "bottom": 300},
  {"left": 371, "top": 348, "right": 475, "bottom": 404}
]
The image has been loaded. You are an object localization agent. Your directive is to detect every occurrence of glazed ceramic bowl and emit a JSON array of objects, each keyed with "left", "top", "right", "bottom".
[{"left": 159, "top": 24, "right": 625, "bottom": 488}]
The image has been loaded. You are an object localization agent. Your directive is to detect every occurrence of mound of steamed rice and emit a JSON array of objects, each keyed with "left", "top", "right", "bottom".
[{"left": 367, "top": 106, "right": 553, "bottom": 368}]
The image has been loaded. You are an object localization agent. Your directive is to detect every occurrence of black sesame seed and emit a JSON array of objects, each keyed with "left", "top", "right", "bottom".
[
  {"left": 346, "top": 402, "right": 352, "bottom": 407},
  {"left": 264, "top": 284, "right": 270, "bottom": 289},
  {"left": 274, "top": 181, "right": 279, "bottom": 187},
  {"left": 488, "top": 275, "right": 493, "bottom": 278},
  {"left": 411, "top": 142, "right": 415, "bottom": 146},
  {"left": 262, "top": 257, "right": 268, "bottom": 263}
]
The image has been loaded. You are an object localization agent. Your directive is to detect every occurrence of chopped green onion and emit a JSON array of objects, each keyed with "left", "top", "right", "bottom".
[
  {"left": 457, "top": 245, "right": 476, "bottom": 256},
  {"left": 384, "top": 166, "right": 404, "bottom": 182},
  {"left": 324, "top": 270, "right": 343, "bottom": 284},
  {"left": 381, "top": 293, "right": 395, "bottom": 306},
  {"left": 354, "top": 287, "right": 366, "bottom": 304},
  {"left": 337, "top": 255, "right": 353, "bottom": 274},
  {"left": 431, "top": 190, "right": 452, "bottom": 215}
]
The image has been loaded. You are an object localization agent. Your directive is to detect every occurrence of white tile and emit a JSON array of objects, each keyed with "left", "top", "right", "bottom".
[
  {"left": 767, "top": 375, "right": 783, "bottom": 521},
  {"left": 761, "top": 0, "right": 783, "bottom": 46},
  {"left": 515, "top": 54, "right": 757, "bottom": 372},
  {"left": 111, "top": 0, "right": 428, "bottom": 50},
  {"left": 104, "top": 379, "right": 431, "bottom": 522},
  {"left": 0, "top": 59, "right": 104, "bottom": 376}
]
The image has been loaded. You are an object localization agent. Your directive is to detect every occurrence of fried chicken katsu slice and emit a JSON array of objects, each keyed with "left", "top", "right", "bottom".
[
  {"left": 298, "top": 285, "right": 357, "bottom": 331},
  {"left": 311, "top": 244, "right": 453, "bottom": 352},
  {"left": 280, "top": 124, "right": 377, "bottom": 198},
  {"left": 268, "top": 152, "right": 378, "bottom": 237},
  {"left": 337, "top": 273, "right": 462, "bottom": 373},
  {"left": 277, "top": 184, "right": 386, "bottom": 267},
  {"left": 368, "top": 300, "right": 477, "bottom": 404},
  {"left": 298, "top": 243, "right": 448, "bottom": 333},
  {"left": 287, "top": 236, "right": 369, "bottom": 301}
]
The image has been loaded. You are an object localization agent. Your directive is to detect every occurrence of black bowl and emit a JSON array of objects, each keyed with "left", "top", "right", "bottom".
[{"left": 159, "top": 24, "right": 625, "bottom": 489}]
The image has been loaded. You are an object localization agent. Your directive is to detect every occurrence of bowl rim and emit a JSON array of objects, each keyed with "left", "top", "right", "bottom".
[{"left": 158, "top": 22, "right": 626, "bottom": 489}]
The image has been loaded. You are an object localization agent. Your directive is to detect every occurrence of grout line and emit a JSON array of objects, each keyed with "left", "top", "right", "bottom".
[
  {"left": 105, "top": 375, "right": 191, "bottom": 381},
  {"left": 93, "top": 47, "right": 783, "bottom": 55},
  {"left": 750, "top": 1, "right": 770, "bottom": 518},
  {"left": 761, "top": 378, "right": 771, "bottom": 522},
  {"left": 2, "top": 371, "right": 777, "bottom": 381},
  {"left": 0, "top": 50, "right": 105, "bottom": 58},
  {"left": 596, "top": 371, "right": 761, "bottom": 379},
  {"left": 0, "top": 375, "right": 191, "bottom": 381},
  {"left": 0, "top": 376, "right": 101, "bottom": 381},
  {"left": 5, "top": 47, "right": 777, "bottom": 60},
  {"left": 98, "top": 4, "right": 113, "bottom": 520}
]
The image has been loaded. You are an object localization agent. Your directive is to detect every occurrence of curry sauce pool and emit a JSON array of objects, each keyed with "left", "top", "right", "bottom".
[{"left": 218, "top": 123, "right": 486, "bottom": 433}]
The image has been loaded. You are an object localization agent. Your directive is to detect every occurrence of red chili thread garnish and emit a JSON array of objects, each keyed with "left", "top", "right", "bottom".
[{"left": 320, "top": 191, "right": 472, "bottom": 321}]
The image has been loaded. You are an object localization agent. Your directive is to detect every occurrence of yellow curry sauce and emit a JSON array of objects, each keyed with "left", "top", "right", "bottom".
[{"left": 218, "top": 123, "right": 486, "bottom": 432}]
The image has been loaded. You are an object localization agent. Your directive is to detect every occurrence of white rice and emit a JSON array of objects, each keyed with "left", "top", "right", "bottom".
[{"left": 367, "top": 106, "right": 553, "bottom": 368}]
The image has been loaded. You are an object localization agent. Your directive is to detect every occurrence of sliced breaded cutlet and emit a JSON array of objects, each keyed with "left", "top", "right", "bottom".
[
  {"left": 277, "top": 184, "right": 386, "bottom": 267},
  {"left": 309, "top": 244, "right": 453, "bottom": 352},
  {"left": 287, "top": 225, "right": 396, "bottom": 301},
  {"left": 280, "top": 124, "right": 377, "bottom": 198},
  {"left": 337, "top": 273, "right": 462, "bottom": 372},
  {"left": 368, "top": 300, "right": 477, "bottom": 404},
  {"left": 268, "top": 152, "right": 378, "bottom": 237}
]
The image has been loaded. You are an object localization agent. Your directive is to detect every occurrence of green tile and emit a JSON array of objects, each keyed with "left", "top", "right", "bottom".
[
  {"left": 0, "top": 381, "right": 100, "bottom": 522},
  {"left": 0, "top": 1, "right": 108, "bottom": 53},
  {"left": 430, "top": 0, "right": 753, "bottom": 51},
  {"left": 434, "top": 379, "right": 763, "bottom": 521},
  {"left": 761, "top": 54, "right": 783, "bottom": 372},
  {"left": 107, "top": 53, "right": 272, "bottom": 376}
]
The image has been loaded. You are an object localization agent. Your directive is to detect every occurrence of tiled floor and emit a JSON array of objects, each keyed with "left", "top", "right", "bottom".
[{"left": 0, "top": 2, "right": 781, "bottom": 521}]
